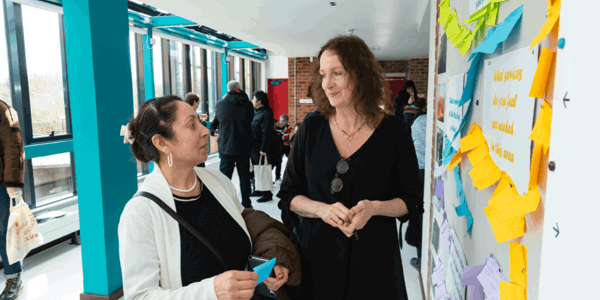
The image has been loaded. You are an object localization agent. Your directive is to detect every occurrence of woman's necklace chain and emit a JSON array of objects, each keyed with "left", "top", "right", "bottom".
[
  {"left": 334, "top": 117, "right": 365, "bottom": 140},
  {"left": 169, "top": 175, "right": 199, "bottom": 193}
]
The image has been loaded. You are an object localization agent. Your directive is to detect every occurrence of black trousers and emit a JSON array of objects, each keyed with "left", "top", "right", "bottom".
[{"left": 219, "top": 153, "right": 252, "bottom": 206}]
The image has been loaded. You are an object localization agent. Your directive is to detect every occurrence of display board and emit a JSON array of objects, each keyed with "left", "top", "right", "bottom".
[{"left": 423, "top": 0, "right": 560, "bottom": 299}]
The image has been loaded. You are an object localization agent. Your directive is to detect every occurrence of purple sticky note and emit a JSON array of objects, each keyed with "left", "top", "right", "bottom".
[
  {"left": 467, "top": 284, "right": 484, "bottom": 300},
  {"left": 434, "top": 282, "right": 450, "bottom": 300},
  {"left": 435, "top": 181, "right": 444, "bottom": 196},
  {"left": 435, "top": 164, "right": 448, "bottom": 177},
  {"left": 438, "top": 195, "right": 445, "bottom": 209},
  {"left": 432, "top": 264, "right": 445, "bottom": 286},
  {"left": 462, "top": 265, "right": 485, "bottom": 286}
]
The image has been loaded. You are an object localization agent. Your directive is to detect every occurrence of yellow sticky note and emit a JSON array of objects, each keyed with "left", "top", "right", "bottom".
[
  {"left": 466, "top": 2, "right": 491, "bottom": 24},
  {"left": 446, "top": 149, "right": 463, "bottom": 171},
  {"left": 509, "top": 242, "right": 527, "bottom": 289},
  {"left": 445, "top": 11, "right": 460, "bottom": 33},
  {"left": 461, "top": 125, "right": 485, "bottom": 152},
  {"left": 528, "top": 144, "right": 543, "bottom": 190},
  {"left": 485, "top": 208, "right": 525, "bottom": 244},
  {"left": 487, "top": 3, "right": 500, "bottom": 25},
  {"left": 470, "top": 156, "right": 502, "bottom": 190},
  {"left": 500, "top": 281, "right": 526, "bottom": 300},
  {"left": 492, "top": 172, "right": 517, "bottom": 199},
  {"left": 529, "top": 48, "right": 556, "bottom": 99},
  {"left": 496, "top": 186, "right": 541, "bottom": 221},
  {"left": 529, "top": 103, "right": 546, "bottom": 143},
  {"left": 468, "top": 144, "right": 489, "bottom": 166},
  {"left": 438, "top": 4, "right": 452, "bottom": 26},
  {"left": 489, "top": 182, "right": 519, "bottom": 207},
  {"left": 540, "top": 102, "right": 553, "bottom": 155},
  {"left": 530, "top": 0, "right": 561, "bottom": 50}
]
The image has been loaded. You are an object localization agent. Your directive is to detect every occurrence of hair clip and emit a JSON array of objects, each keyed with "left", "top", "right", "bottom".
[{"left": 120, "top": 124, "right": 135, "bottom": 144}]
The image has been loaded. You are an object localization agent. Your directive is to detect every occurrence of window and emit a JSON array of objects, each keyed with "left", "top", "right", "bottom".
[
  {"left": 130, "top": 32, "right": 138, "bottom": 112},
  {"left": 30, "top": 153, "right": 74, "bottom": 207},
  {"left": 234, "top": 56, "right": 240, "bottom": 82},
  {"left": 153, "top": 38, "right": 164, "bottom": 97},
  {"left": 22, "top": 5, "right": 68, "bottom": 138},
  {"left": 245, "top": 59, "right": 251, "bottom": 96},
  {"left": 207, "top": 50, "right": 217, "bottom": 117},
  {"left": 190, "top": 46, "right": 202, "bottom": 104},
  {"left": 170, "top": 40, "right": 184, "bottom": 97},
  {"left": 0, "top": 5, "right": 10, "bottom": 107}
]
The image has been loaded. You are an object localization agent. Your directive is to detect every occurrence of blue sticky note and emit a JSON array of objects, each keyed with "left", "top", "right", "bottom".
[
  {"left": 455, "top": 201, "right": 469, "bottom": 217},
  {"left": 452, "top": 99, "right": 473, "bottom": 143},
  {"left": 467, "top": 211, "right": 473, "bottom": 233},
  {"left": 252, "top": 257, "right": 276, "bottom": 284},
  {"left": 469, "top": 5, "right": 524, "bottom": 61},
  {"left": 454, "top": 167, "right": 463, "bottom": 199},
  {"left": 435, "top": 180, "right": 444, "bottom": 196},
  {"left": 459, "top": 54, "right": 483, "bottom": 106},
  {"left": 442, "top": 148, "right": 456, "bottom": 165}
]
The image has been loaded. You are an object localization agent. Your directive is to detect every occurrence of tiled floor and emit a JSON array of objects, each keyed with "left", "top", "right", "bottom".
[{"left": 0, "top": 155, "right": 424, "bottom": 299}]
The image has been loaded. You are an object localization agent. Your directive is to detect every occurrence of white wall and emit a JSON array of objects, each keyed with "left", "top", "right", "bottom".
[{"left": 265, "top": 55, "right": 289, "bottom": 80}]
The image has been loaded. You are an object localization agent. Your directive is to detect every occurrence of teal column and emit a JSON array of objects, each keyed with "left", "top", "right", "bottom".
[
  {"left": 142, "top": 30, "right": 155, "bottom": 100},
  {"left": 142, "top": 30, "right": 156, "bottom": 173},
  {"left": 221, "top": 49, "right": 229, "bottom": 97},
  {"left": 63, "top": 0, "right": 137, "bottom": 296}
]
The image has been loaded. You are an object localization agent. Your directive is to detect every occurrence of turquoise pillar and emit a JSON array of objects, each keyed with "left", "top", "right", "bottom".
[
  {"left": 221, "top": 49, "right": 229, "bottom": 97},
  {"left": 63, "top": 0, "right": 137, "bottom": 296}
]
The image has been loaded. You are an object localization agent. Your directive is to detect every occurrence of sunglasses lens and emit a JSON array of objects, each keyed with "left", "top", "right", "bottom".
[
  {"left": 336, "top": 159, "right": 349, "bottom": 174},
  {"left": 331, "top": 178, "right": 343, "bottom": 194}
]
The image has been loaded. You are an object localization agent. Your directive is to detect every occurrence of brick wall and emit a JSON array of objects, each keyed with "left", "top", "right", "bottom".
[
  {"left": 288, "top": 57, "right": 318, "bottom": 125},
  {"left": 379, "top": 60, "right": 409, "bottom": 74},
  {"left": 286, "top": 57, "right": 429, "bottom": 125},
  {"left": 410, "top": 58, "right": 429, "bottom": 100}
]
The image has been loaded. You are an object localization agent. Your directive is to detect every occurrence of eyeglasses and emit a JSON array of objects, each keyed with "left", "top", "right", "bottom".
[{"left": 330, "top": 158, "right": 349, "bottom": 194}]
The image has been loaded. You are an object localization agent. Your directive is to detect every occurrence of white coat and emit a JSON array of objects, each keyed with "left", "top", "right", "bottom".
[{"left": 118, "top": 166, "right": 252, "bottom": 300}]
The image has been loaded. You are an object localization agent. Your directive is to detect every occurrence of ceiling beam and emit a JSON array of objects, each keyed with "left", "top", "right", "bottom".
[
  {"left": 227, "top": 41, "right": 258, "bottom": 49},
  {"left": 151, "top": 16, "right": 196, "bottom": 28}
]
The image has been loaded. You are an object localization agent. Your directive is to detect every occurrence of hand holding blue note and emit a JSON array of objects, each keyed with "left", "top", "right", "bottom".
[{"left": 252, "top": 257, "right": 276, "bottom": 284}]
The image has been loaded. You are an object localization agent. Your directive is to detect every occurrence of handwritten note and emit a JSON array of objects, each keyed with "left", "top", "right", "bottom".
[
  {"left": 476, "top": 255, "right": 507, "bottom": 298},
  {"left": 432, "top": 258, "right": 445, "bottom": 286}
]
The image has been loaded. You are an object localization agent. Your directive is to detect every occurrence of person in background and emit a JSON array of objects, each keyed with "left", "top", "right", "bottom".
[
  {"left": 277, "top": 35, "right": 422, "bottom": 300},
  {"left": 405, "top": 100, "right": 427, "bottom": 270},
  {"left": 402, "top": 97, "right": 427, "bottom": 130},
  {"left": 275, "top": 114, "right": 292, "bottom": 181},
  {"left": 185, "top": 93, "right": 207, "bottom": 168},
  {"left": 393, "top": 80, "right": 418, "bottom": 122},
  {"left": 288, "top": 123, "right": 301, "bottom": 149},
  {"left": 250, "top": 91, "right": 274, "bottom": 203},
  {"left": 0, "top": 100, "right": 25, "bottom": 300},
  {"left": 271, "top": 120, "right": 284, "bottom": 184},
  {"left": 210, "top": 81, "right": 254, "bottom": 209}
]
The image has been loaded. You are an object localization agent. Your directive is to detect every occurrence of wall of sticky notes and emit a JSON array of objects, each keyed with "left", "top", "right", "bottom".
[{"left": 421, "top": 1, "right": 561, "bottom": 300}]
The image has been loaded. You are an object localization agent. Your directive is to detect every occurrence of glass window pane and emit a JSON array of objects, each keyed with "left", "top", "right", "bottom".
[
  {"left": 192, "top": 46, "right": 202, "bottom": 98},
  {"left": 234, "top": 57, "right": 240, "bottom": 82},
  {"left": 207, "top": 50, "right": 216, "bottom": 117},
  {"left": 32, "top": 153, "right": 74, "bottom": 207},
  {"left": 22, "top": 5, "right": 67, "bottom": 138},
  {"left": 153, "top": 38, "right": 163, "bottom": 97},
  {"left": 130, "top": 32, "right": 139, "bottom": 114},
  {"left": 0, "top": 5, "right": 11, "bottom": 107},
  {"left": 245, "top": 59, "right": 250, "bottom": 96},
  {"left": 169, "top": 41, "right": 184, "bottom": 97}
]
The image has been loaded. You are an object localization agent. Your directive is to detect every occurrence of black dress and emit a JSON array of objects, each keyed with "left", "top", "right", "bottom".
[{"left": 277, "top": 112, "right": 422, "bottom": 300}]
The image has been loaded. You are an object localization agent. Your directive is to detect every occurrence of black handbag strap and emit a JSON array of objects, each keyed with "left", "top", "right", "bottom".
[{"left": 134, "top": 191, "right": 229, "bottom": 271}]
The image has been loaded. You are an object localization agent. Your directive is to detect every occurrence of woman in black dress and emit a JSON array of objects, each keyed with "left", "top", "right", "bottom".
[{"left": 277, "top": 35, "right": 422, "bottom": 300}]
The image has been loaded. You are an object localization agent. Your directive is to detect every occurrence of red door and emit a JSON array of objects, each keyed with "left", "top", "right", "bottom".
[
  {"left": 268, "top": 79, "right": 289, "bottom": 120},
  {"left": 386, "top": 77, "right": 406, "bottom": 110}
]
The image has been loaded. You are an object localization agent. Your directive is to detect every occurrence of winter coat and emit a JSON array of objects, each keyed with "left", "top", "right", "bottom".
[
  {"left": 251, "top": 106, "right": 274, "bottom": 164},
  {"left": 210, "top": 90, "right": 254, "bottom": 156},
  {"left": 0, "top": 100, "right": 25, "bottom": 188}
]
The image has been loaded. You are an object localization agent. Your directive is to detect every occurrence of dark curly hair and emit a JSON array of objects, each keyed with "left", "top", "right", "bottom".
[
  {"left": 128, "top": 95, "right": 181, "bottom": 163},
  {"left": 310, "top": 35, "right": 391, "bottom": 129}
]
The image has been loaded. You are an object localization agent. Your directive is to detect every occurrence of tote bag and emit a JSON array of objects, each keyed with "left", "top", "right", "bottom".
[
  {"left": 254, "top": 155, "right": 274, "bottom": 192},
  {"left": 6, "top": 194, "right": 43, "bottom": 265}
]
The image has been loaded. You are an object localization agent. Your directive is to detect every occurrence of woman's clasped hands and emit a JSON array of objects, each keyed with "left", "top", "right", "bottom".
[{"left": 317, "top": 200, "right": 378, "bottom": 237}]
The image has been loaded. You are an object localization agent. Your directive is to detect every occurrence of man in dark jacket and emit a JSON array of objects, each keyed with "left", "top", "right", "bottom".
[
  {"left": 210, "top": 81, "right": 254, "bottom": 208},
  {"left": 0, "top": 100, "right": 25, "bottom": 300}
]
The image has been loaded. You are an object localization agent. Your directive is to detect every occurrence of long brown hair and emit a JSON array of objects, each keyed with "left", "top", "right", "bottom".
[{"left": 310, "top": 35, "right": 391, "bottom": 128}]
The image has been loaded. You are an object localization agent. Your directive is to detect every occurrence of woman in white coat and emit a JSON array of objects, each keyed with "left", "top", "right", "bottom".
[{"left": 118, "top": 95, "right": 289, "bottom": 300}]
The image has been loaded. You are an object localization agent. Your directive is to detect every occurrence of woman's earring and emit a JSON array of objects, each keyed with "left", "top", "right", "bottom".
[{"left": 168, "top": 152, "right": 173, "bottom": 167}]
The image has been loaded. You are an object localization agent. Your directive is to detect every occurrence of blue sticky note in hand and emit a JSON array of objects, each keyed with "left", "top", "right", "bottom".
[{"left": 252, "top": 257, "right": 276, "bottom": 284}]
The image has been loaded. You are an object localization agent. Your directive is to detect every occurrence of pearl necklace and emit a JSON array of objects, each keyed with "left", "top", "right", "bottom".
[{"left": 169, "top": 176, "right": 198, "bottom": 193}]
